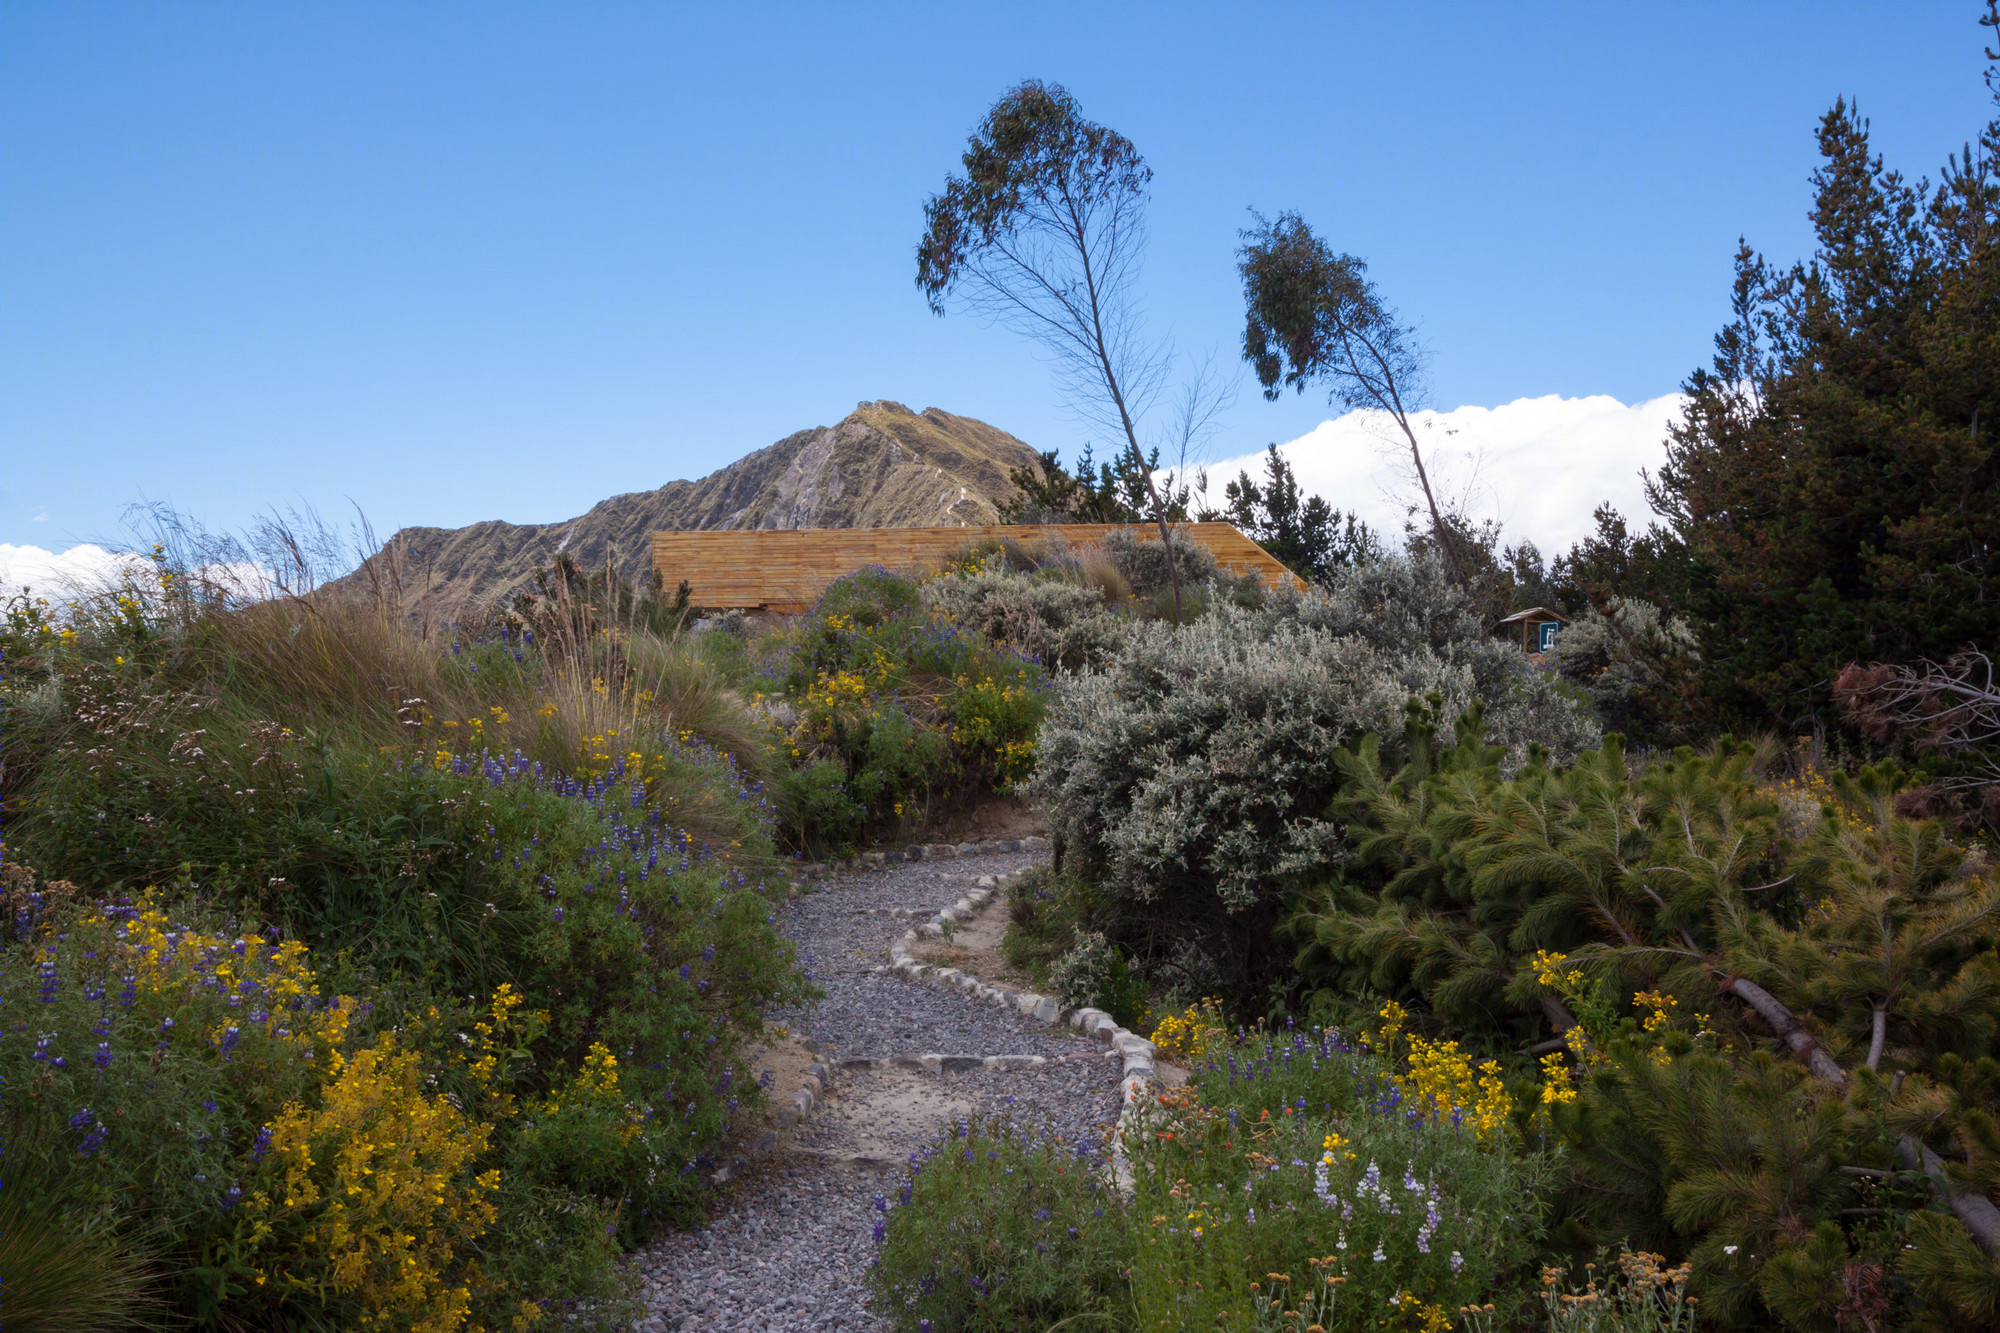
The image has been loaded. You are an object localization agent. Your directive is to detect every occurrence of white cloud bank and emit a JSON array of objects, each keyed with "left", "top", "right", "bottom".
[
  {"left": 0, "top": 543, "right": 150, "bottom": 597},
  {"left": 0, "top": 543, "right": 278, "bottom": 605},
  {"left": 1206, "top": 392, "right": 1688, "bottom": 553}
]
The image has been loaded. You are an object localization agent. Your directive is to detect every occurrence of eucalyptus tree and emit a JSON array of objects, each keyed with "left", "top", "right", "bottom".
[
  {"left": 917, "top": 80, "right": 1200, "bottom": 621},
  {"left": 1237, "top": 211, "right": 1467, "bottom": 588}
]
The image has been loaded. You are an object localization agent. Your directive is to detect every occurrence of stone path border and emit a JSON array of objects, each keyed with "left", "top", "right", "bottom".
[
  {"left": 881, "top": 868, "right": 1158, "bottom": 1187},
  {"left": 798, "top": 835, "right": 1052, "bottom": 880},
  {"left": 722, "top": 859, "right": 1061, "bottom": 1183}
]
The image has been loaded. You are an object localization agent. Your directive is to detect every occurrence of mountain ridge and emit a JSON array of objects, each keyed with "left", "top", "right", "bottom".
[{"left": 358, "top": 401, "right": 1040, "bottom": 608}]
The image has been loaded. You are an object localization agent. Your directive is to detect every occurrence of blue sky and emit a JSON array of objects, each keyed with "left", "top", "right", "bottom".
[{"left": 3, "top": 2, "right": 1992, "bottom": 569}]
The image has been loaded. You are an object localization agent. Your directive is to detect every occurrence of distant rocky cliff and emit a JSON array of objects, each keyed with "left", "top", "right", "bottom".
[{"left": 361, "top": 401, "right": 1039, "bottom": 608}]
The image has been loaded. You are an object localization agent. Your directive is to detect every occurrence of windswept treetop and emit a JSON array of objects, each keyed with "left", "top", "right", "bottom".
[
  {"left": 916, "top": 79, "right": 1150, "bottom": 333},
  {"left": 917, "top": 79, "right": 1191, "bottom": 620},
  {"left": 1237, "top": 210, "right": 1414, "bottom": 413},
  {"left": 1238, "top": 211, "right": 1463, "bottom": 585}
]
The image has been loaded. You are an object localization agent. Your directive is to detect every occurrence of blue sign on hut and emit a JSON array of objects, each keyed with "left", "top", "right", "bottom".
[{"left": 1497, "top": 606, "right": 1568, "bottom": 656}]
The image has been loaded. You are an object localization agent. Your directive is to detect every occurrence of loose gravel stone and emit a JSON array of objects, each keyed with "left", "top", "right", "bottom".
[{"left": 629, "top": 850, "right": 1124, "bottom": 1331}]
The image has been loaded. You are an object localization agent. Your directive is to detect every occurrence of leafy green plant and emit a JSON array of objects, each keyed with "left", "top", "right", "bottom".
[
  {"left": 868, "top": 1115, "right": 1128, "bottom": 1333},
  {"left": 1139, "top": 1019, "right": 1553, "bottom": 1321},
  {"left": 0, "top": 545, "right": 815, "bottom": 1325}
]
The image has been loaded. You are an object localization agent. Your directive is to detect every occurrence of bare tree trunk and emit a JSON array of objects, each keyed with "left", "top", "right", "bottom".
[
  {"left": 1348, "top": 328, "right": 1468, "bottom": 592},
  {"left": 1730, "top": 978, "right": 2000, "bottom": 1255},
  {"left": 1391, "top": 412, "right": 1468, "bottom": 590},
  {"left": 1729, "top": 978, "right": 1851, "bottom": 1087},
  {"left": 1086, "top": 291, "right": 1183, "bottom": 624}
]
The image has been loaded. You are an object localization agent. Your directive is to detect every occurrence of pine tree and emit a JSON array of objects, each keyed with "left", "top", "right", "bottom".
[{"left": 1649, "top": 57, "right": 2000, "bottom": 726}]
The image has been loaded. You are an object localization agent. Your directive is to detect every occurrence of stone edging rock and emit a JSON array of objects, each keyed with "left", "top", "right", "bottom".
[
  {"left": 778, "top": 1056, "right": 835, "bottom": 1128},
  {"left": 798, "top": 835, "right": 1052, "bottom": 879},
  {"left": 713, "top": 1054, "right": 836, "bottom": 1186},
  {"left": 883, "top": 870, "right": 1157, "bottom": 1188}
]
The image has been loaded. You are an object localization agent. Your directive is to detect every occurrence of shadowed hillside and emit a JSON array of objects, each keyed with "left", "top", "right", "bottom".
[{"left": 358, "top": 400, "right": 1040, "bottom": 608}]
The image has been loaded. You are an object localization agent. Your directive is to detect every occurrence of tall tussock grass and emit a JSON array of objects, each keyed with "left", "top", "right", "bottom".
[
  {"left": 3, "top": 510, "right": 812, "bottom": 1329},
  {"left": 18, "top": 508, "right": 778, "bottom": 856}
]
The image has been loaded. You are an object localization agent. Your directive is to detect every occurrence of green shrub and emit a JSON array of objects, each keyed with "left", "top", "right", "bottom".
[
  {"left": 868, "top": 1023, "right": 1556, "bottom": 1333},
  {"left": 776, "top": 756, "right": 866, "bottom": 847},
  {"left": 0, "top": 863, "right": 730, "bottom": 1328},
  {"left": 809, "top": 564, "right": 924, "bottom": 627},
  {"left": 750, "top": 570, "right": 1048, "bottom": 852},
  {"left": 867, "top": 1115, "right": 1129, "bottom": 1333},
  {"left": 1124, "top": 1057, "right": 1551, "bottom": 1331},
  {"left": 0, "top": 559, "right": 814, "bottom": 1324}
]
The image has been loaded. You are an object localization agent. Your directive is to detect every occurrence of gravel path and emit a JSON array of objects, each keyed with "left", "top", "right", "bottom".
[{"left": 630, "top": 851, "right": 1125, "bottom": 1333}]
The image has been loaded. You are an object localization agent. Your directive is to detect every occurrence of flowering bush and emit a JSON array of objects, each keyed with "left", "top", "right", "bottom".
[
  {"left": 1149, "top": 995, "right": 1230, "bottom": 1064},
  {"left": 3, "top": 648, "right": 810, "bottom": 1325},
  {"left": 866, "top": 1115, "right": 1129, "bottom": 1333},
  {"left": 868, "top": 1021, "right": 1556, "bottom": 1333},
  {"left": 0, "top": 871, "right": 711, "bottom": 1330},
  {"left": 251, "top": 1035, "right": 499, "bottom": 1332},
  {"left": 1119, "top": 1021, "right": 1554, "bottom": 1330},
  {"left": 749, "top": 568, "right": 1050, "bottom": 850}
]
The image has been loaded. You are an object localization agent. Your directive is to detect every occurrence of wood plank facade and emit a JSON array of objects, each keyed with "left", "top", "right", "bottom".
[{"left": 650, "top": 522, "right": 1304, "bottom": 612}]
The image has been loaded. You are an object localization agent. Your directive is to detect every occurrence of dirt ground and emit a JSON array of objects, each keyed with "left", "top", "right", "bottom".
[
  {"left": 909, "top": 890, "right": 1038, "bottom": 992},
  {"left": 917, "top": 793, "right": 1048, "bottom": 845}
]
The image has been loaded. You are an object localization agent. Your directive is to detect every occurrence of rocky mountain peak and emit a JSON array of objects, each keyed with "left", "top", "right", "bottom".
[{"left": 355, "top": 401, "right": 1040, "bottom": 609}]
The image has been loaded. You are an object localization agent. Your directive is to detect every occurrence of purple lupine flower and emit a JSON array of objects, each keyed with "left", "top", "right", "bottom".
[
  {"left": 30, "top": 1033, "right": 52, "bottom": 1061},
  {"left": 218, "top": 1026, "right": 240, "bottom": 1058},
  {"left": 119, "top": 974, "right": 138, "bottom": 1008},
  {"left": 249, "top": 1125, "right": 274, "bottom": 1161},
  {"left": 94, "top": 1042, "right": 112, "bottom": 1069},
  {"left": 68, "top": 1106, "right": 94, "bottom": 1130},
  {"left": 1418, "top": 1197, "right": 1441, "bottom": 1254}
]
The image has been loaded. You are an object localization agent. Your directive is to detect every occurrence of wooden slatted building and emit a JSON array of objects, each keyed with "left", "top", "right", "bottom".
[{"left": 650, "top": 522, "right": 1303, "bottom": 613}]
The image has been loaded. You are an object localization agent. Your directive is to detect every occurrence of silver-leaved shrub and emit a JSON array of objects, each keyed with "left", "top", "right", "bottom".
[
  {"left": 1032, "top": 552, "right": 1598, "bottom": 937},
  {"left": 919, "top": 569, "right": 1126, "bottom": 672}
]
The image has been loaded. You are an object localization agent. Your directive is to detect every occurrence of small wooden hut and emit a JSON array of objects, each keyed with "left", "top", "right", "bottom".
[
  {"left": 1497, "top": 606, "right": 1569, "bottom": 656},
  {"left": 650, "top": 522, "right": 1302, "bottom": 613}
]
